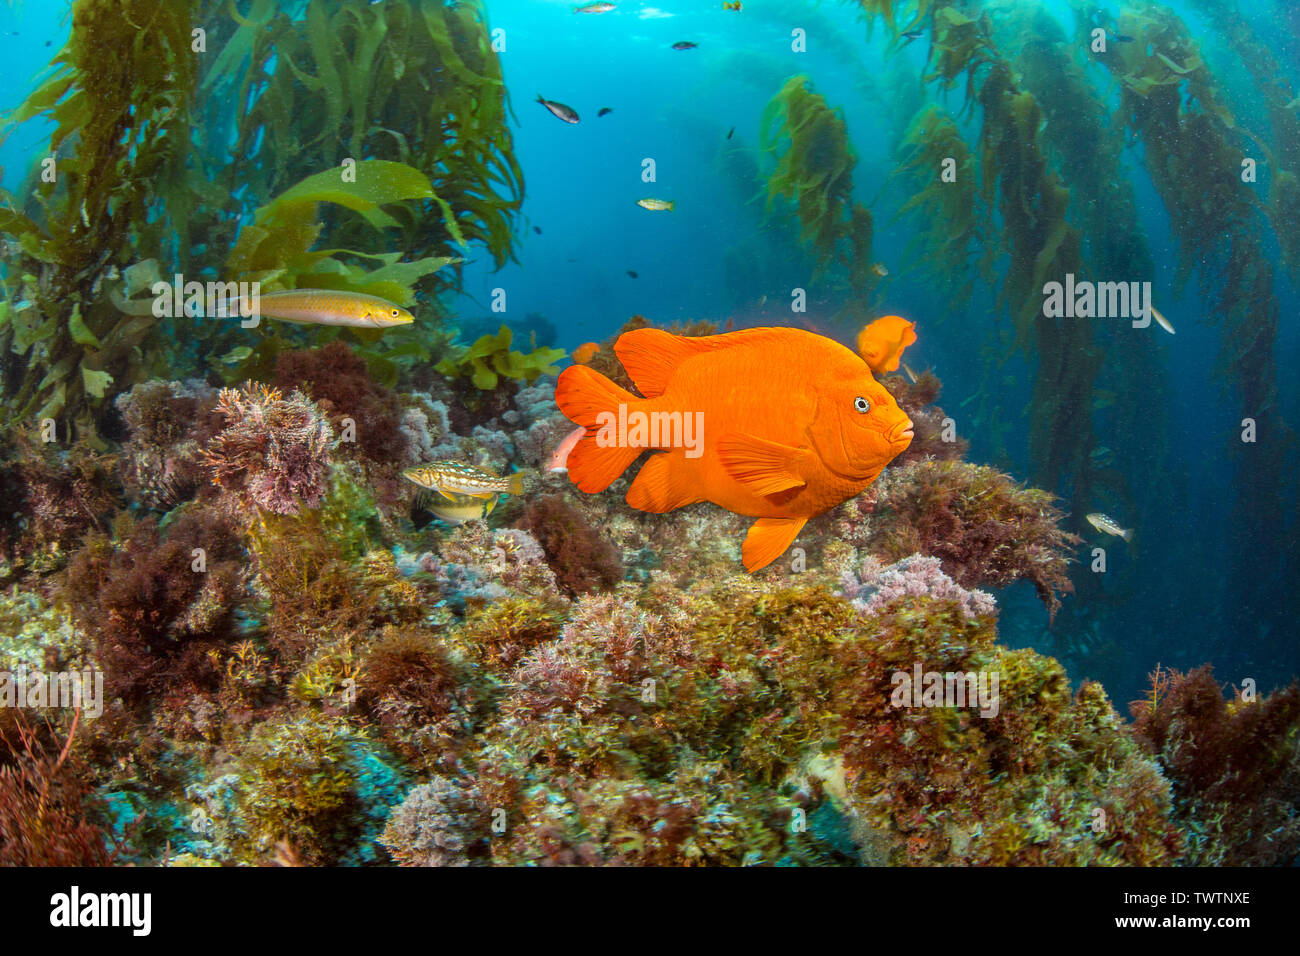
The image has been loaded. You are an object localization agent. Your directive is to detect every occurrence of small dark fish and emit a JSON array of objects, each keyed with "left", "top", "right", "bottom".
[
  {"left": 411, "top": 494, "right": 434, "bottom": 531},
  {"left": 902, "top": 29, "right": 923, "bottom": 39},
  {"left": 534, "top": 226, "right": 542, "bottom": 235},
  {"left": 598, "top": 107, "right": 613, "bottom": 117},
  {"left": 726, "top": 126, "right": 735, "bottom": 139},
  {"left": 627, "top": 270, "right": 638, "bottom": 279},
  {"left": 1109, "top": 30, "right": 1134, "bottom": 42},
  {"left": 537, "top": 94, "right": 580, "bottom": 124},
  {"left": 672, "top": 41, "right": 697, "bottom": 50}
]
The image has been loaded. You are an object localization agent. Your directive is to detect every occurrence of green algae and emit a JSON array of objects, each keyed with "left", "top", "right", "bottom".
[
  {"left": 891, "top": 104, "right": 987, "bottom": 306},
  {"left": 463, "top": 579, "right": 1179, "bottom": 865},
  {"left": 202, "top": 0, "right": 522, "bottom": 272},
  {"left": 0, "top": 0, "right": 199, "bottom": 428},
  {"left": 232, "top": 713, "right": 405, "bottom": 865},
  {"left": 0, "top": 0, "right": 523, "bottom": 434},
  {"left": 435, "top": 326, "right": 565, "bottom": 391}
]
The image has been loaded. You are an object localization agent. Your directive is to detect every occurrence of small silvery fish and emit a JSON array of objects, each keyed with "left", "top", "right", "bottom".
[
  {"left": 1150, "top": 304, "right": 1175, "bottom": 335},
  {"left": 537, "top": 95, "right": 580, "bottom": 124},
  {"left": 672, "top": 41, "right": 698, "bottom": 50},
  {"left": 1086, "top": 512, "right": 1133, "bottom": 542},
  {"left": 403, "top": 460, "right": 525, "bottom": 499},
  {"left": 574, "top": 2, "right": 615, "bottom": 12},
  {"left": 637, "top": 198, "right": 675, "bottom": 211}
]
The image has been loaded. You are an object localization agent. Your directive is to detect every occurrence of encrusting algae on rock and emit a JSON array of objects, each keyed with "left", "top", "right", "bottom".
[{"left": 0, "top": 313, "right": 1285, "bottom": 868}]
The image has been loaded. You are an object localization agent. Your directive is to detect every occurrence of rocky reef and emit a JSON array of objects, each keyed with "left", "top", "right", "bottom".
[{"left": 1, "top": 335, "right": 1293, "bottom": 867}]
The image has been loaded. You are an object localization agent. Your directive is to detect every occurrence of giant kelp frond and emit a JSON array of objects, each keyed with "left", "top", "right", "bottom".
[
  {"left": 891, "top": 104, "right": 987, "bottom": 304},
  {"left": 759, "top": 75, "right": 875, "bottom": 292},
  {"left": 1084, "top": 0, "right": 1293, "bottom": 614},
  {"left": 975, "top": 60, "right": 1081, "bottom": 350},
  {"left": 201, "top": 0, "right": 523, "bottom": 277},
  {"left": 924, "top": 2, "right": 996, "bottom": 109},
  {"left": 211, "top": 160, "right": 461, "bottom": 386},
  {"left": 225, "top": 159, "right": 460, "bottom": 302},
  {"left": 1001, "top": 3, "right": 1165, "bottom": 563},
  {"left": 0, "top": 0, "right": 199, "bottom": 426},
  {"left": 845, "top": 0, "right": 937, "bottom": 41}
]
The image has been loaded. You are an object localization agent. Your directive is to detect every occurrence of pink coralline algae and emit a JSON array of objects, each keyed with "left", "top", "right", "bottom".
[
  {"left": 434, "top": 524, "right": 561, "bottom": 604},
  {"left": 202, "top": 382, "right": 335, "bottom": 515},
  {"left": 841, "top": 553, "right": 996, "bottom": 620},
  {"left": 115, "top": 378, "right": 219, "bottom": 510},
  {"left": 380, "top": 776, "right": 488, "bottom": 867}
]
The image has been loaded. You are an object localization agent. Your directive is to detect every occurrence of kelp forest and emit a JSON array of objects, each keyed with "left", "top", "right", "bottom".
[{"left": 0, "top": 0, "right": 1296, "bottom": 870}]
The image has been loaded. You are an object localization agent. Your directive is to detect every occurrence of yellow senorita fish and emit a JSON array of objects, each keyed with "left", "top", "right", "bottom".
[
  {"left": 214, "top": 289, "right": 414, "bottom": 328},
  {"left": 637, "top": 198, "right": 675, "bottom": 211},
  {"left": 112, "top": 286, "right": 414, "bottom": 329},
  {"left": 402, "top": 460, "right": 525, "bottom": 500}
]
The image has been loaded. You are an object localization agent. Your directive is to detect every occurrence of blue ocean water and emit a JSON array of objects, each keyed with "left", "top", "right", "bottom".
[
  {"left": 0, "top": 0, "right": 1296, "bottom": 745},
  {"left": 449, "top": 0, "right": 1300, "bottom": 707}
]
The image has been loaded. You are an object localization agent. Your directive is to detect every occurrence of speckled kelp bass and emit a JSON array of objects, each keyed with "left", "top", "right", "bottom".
[{"left": 0, "top": 0, "right": 1296, "bottom": 872}]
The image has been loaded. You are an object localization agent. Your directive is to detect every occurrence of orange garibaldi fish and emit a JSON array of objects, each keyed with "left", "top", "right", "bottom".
[
  {"left": 554, "top": 326, "right": 914, "bottom": 572},
  {"left": 856, "top": 314, "right": 916, "bottom": 374}
]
